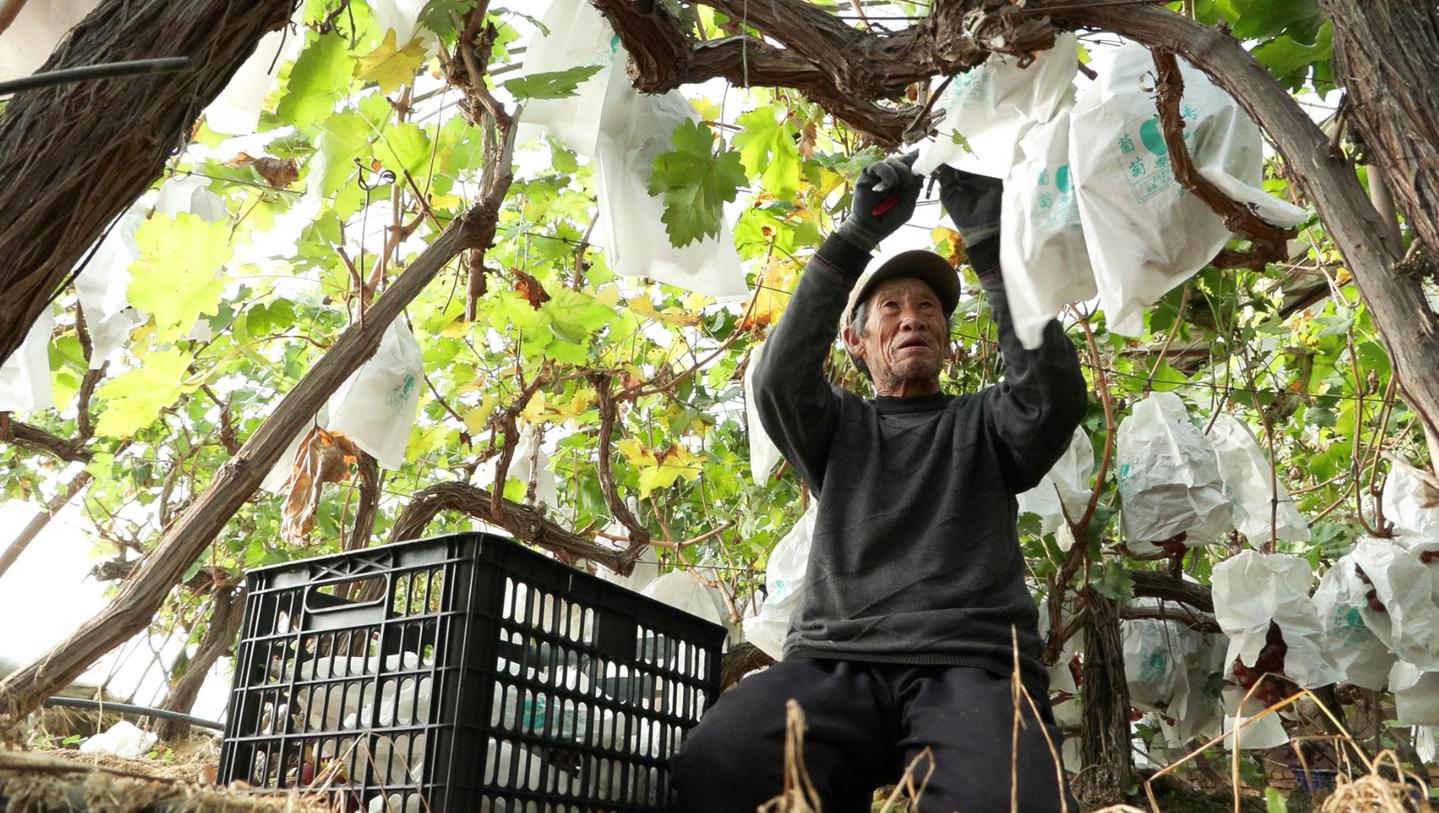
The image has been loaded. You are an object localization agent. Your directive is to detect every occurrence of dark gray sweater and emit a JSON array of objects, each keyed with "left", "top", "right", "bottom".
[{"left": 751, "top": 234, "right": 1087, "bottom": 692}]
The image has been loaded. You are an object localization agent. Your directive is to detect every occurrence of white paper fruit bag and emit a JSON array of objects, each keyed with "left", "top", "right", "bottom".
[
  {"left": 743, "top": 502, "right": 817, "bottom": 660},
  {"left": 1390, "top": 661, "right": 1439, "bottom": 725},
  {"left": 1208, "top": 413, "right": 1308, "bottom": 544},
  {"left": 1382, "top": 461, "right": 1439, "bottom": 554},
  {"left": 999, "top": 107, "right": 1096, "bottom": 349},
  {"left": 516, "top": 0, "right": 619, "bottom": 156},
  {"left": 1211, "top": 550, "right": 1339, "bottom": 689},
  {"left": 744, "top": 341, "right": 784, "bottom": 486},
  {"left": 1313, "top": 555, "right": 1397, "bottom": 690},
  {"left": 1069, "top": 43, "right": 1305, "bottom": 336},
  {"left": 1350, "top": 537, "right": 1439, "bottom": 671},
  {"left": 914, "top": 33, "right": 1078, "bottom": 178},
  {"left": 327, "top": 316, "right": 423, "bottom": 470},
  {"left": 592, "top": 49, "right": 746, "bottom": 298},
  {"left": 1116, "top": 391, "right": 1231, "bottom": 548},
  {"left": 1017, "top": 427, "right": 1093, "bottom": 535},
  {"left": 0, "top": 306, "right": 54, "bottom": 414}
]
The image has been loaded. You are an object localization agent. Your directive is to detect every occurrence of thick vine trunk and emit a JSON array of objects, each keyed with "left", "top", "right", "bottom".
[
  {"left": 154, "top": 586, "right": 243, "bottom": 742},
  {"left": 1322, "top": 1, "right": 1439, "bottom": 461},
  {"left": 1073, "top": 589, "right": 1132, "bottom": 806},
  {"left": 0, "top": 0, "right": 295, "bottom": 365}
]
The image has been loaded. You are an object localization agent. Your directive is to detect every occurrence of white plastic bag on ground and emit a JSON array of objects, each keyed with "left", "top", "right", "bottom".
[
  {"left": 327, "top": 316, "right": 423, "bottom": 469},
  {"left": 914, "top": 33, "right": 1078, "bottom": 178},
  {"left": 1313, "top": 555, "right": 1397, "bottom": 690},
  {"left": 0, "top": 306, "right": 54, "bottom": 414},
  {"left": 1350, "top": 537, "right": 1439, "bottom": 671},
  {"left": 1211, "top": 551, "right": 1340, "bottom": 688},
  {"left": 592, "top": 50, "right": 746, "bottom": 299},
  {"left": 999, "top": 107, "right": 1096, "bottom": 349},
  {"left": 516, "top": 0, "right": 620, "bottom": 156},
  {"left": 80, "top": 720, "right": 157, "bottom": 759},
  {"left": 1382, "top": 462, "right": 1439, "bottom": 553},
  {"left": 1018, "top": 427, "right": 1093, "bottom": 535},
  {"left": 1069, "top": 43, "right": 1306, "bottom": 336},
  {"left": 743, "top": 503, "right": 817, "bottom": 660},
  {"left": 744, "top": 341, "right": 784, "bottom": 485},
  {"left": 1390, "top": 661, "right": 1439, "bottom": 725},
  {"left": 1116, "top": 392, "right": 1231, "bottom": 548},
  {"left": 1208, "top": 414, "right": 1309, "bottom": 544}
]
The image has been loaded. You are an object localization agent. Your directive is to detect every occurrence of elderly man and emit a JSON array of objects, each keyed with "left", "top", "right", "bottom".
[{"left": 670, "top": 155, "right": 1087, "bottom": 813}]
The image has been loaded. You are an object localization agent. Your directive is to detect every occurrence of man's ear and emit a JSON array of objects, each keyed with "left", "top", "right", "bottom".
[{"left": 842, "top": 324, "right": 865, "bottom": 359}]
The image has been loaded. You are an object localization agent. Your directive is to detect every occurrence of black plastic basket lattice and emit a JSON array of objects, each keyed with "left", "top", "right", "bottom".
[{"left": 218, "top": 532, "right": 725, "bottom": 813}]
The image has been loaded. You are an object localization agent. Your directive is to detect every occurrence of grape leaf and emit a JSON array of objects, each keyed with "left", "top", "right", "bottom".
[
  {"left": 733, "top": 106, "right": 801, "bottom": 197},
  {"left": 127, "top": 213, "right": 232, "bottom": 343},
  {"left": 503, "top": 65, "right": 604, "bottom": 100},
  {"left": 355, "top": 30, "right": 428, "bottom": 93},
  {"left": 543, "top": 288, "right": 615, "bottom": 343},
  {"left": 315, "top": 111, "right": 371, "bottom": 195},
  {"left": 646, "top": 120, "right": 746, "bottom": 248},
  {"left": 277, "top": 33, "right": 351, "bottom": 128},
  {"left": 94, "top": 348, "right": 195, "bottom": 438},
  {"left": 1215, "top": 0, "right": 1324, "bottom": 44}
]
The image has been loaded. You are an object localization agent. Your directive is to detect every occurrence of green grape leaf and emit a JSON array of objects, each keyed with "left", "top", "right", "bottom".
[
  {"left": 127, "top": 213, "right": 232, "bottom": 343},
  {"left": 315, "top": 110, "right": 371, "bottom": 195},
  {"left": 277, "top": 33, "right": 352, "bottom": 128},
  {"left": 733, "top": 106, "right": 801, "bottom": 197},
  {"left": 503, "top": 65, "right": 604, "bottom": 100},
  {"left": 1215, "top": 0, "right": 1325, "bottom": 44},
  {"left": 646, "top": 120, "right": 747, "bottom": 248},
  {"left": 94, "top": 348, "right": 195, "bottom": 438},
  {"left": 543, "top": 288, "right": 615, "bottom": 344},
  {"left": 355, "top": 30, "right": 428, "bottom": 93}
]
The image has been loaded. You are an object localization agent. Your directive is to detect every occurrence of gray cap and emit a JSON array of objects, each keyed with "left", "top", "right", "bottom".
[{"left": 845, "top": 249, "right": 960, "bottom": 329}]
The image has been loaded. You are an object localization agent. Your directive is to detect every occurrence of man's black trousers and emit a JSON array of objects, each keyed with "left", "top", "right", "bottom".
[{"left": 670, "top": 658, "right": 1079, "bottom": 813}]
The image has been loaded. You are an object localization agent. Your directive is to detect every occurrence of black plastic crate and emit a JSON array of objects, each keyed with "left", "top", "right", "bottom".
[{"left": 219, "top": 532, "right": 725, "bottom": 813}]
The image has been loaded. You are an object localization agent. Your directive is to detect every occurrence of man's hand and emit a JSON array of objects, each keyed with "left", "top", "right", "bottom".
[
  {"left": 935, "top": 165, "right": 1003, "bottom": 248},
  {"left": 837, "top": 153, "right": 922, "bottom": 251}
]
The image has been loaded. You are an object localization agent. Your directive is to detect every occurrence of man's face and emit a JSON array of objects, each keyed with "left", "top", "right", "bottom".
[{"left": 844, "top": 276, "right": 948, "bottom": 396}]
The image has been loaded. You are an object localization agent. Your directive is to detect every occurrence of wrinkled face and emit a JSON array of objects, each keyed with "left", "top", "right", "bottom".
[{"left": 844, "top": 276, "right": 947, "bottom": 397}]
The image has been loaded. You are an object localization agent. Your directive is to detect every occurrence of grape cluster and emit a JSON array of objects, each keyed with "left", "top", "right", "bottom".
[
  {"left": 1068, "top": 652, "right": 1083, "bottom": 688},
  {"left": 1154, "top": 531, "right": 1188, "bottom": 558},
  {"left": 1230, "top": 621, "right": 1297, "bottom": 707},
  {"left": 1355, "top": 565, "right": 1387, "bottom": 613}
]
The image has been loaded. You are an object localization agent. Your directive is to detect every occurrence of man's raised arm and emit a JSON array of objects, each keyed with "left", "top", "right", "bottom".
[
  {"left": 751, "top": 155, "right": 922, "bottom": 493},
  {"left": 937, "top": 167, "right": 1088, "bottom": 494}
]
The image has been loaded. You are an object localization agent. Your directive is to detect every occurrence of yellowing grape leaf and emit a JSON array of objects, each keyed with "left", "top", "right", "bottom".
[
  {"left": 355, "top": 30, "right": 428, "bottom": 93},
  {"left": 742, "top": 257, "right": 799, "bottom": 329},
  {"left": 94, "top": 347, "right": 195, "bottom": 438},
  {"left": 617, "top": 437, "right": 656, "bottom": 467},
  {"left": 635, "top": 444, "right": 706, "bottom": 497},
  {"left": 628, "top": 294, "right": 702, "bottom": 327},
  {"left": 127, "top": 213, "right": 232, "bottom": 343}
]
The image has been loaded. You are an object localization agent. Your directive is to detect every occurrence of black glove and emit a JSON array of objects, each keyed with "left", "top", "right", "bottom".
[
  {"left": 836, "top": 153, "right": 922, "bottom": 251},
  {"left": 935, "top": 165, "right": 1003, "bottom": 248}
]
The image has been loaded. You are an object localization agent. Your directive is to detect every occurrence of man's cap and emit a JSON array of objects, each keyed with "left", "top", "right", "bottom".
[{"left": 845, "top": 249, "right": 960, "bottom": 329}]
